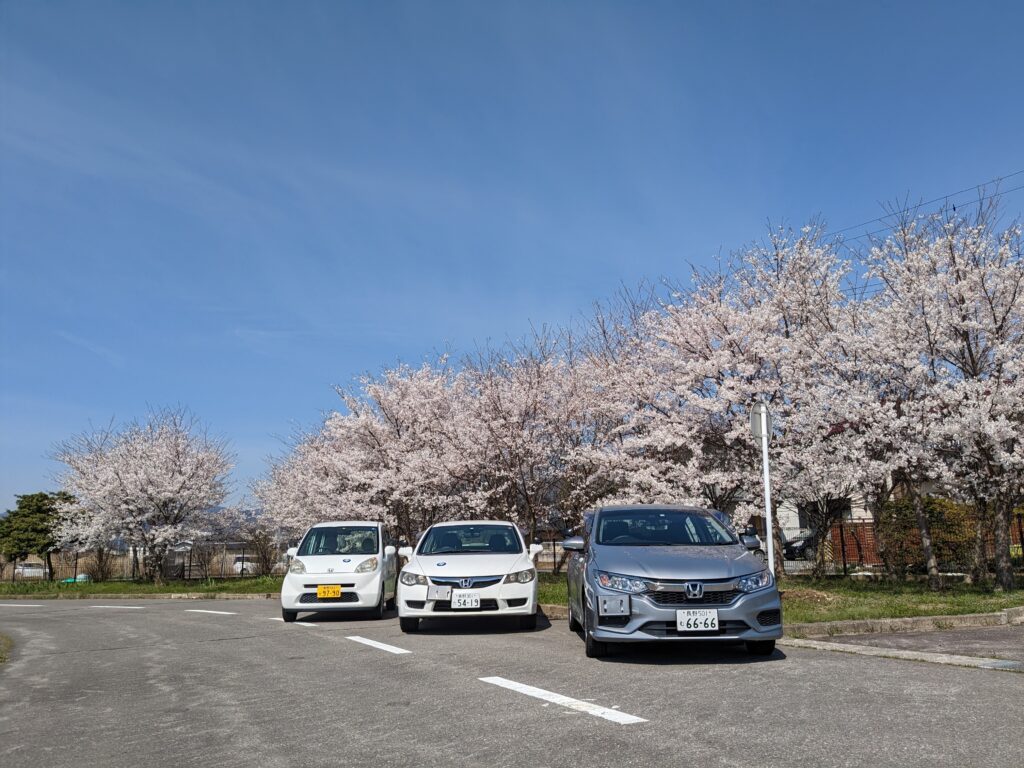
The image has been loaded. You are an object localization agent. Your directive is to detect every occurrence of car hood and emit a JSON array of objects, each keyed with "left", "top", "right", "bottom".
[
  {"left": 408, "top": 553, "right": 530, "bottom": 578},
  {"left": 296, "top": 554, "right": 378, "bottom": 574},
  {"left": 593, "top": 545, "right": 764, "bottom": 581}
]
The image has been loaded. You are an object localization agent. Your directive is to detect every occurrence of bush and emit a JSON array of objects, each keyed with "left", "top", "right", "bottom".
[{"left": 876, "top": 497, "right": 976, "bottom": 575}]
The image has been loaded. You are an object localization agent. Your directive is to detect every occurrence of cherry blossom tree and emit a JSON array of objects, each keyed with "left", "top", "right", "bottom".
[{"left": 53, "top": 408, "right": 233, "bottom": 582}]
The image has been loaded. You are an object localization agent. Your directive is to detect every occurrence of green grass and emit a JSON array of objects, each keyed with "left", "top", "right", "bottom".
[
  {"left": 0, "top": 575, "right": 282, "bottom": 597},
  {"left": 536, "top": 572, "right": 1024, "bottom": 625},
  {"left": 0, "top": 633, "right": 12, "bottom": 664},
  {"left": 778, "top": 577, "right": 1024, "bottom": 624}
]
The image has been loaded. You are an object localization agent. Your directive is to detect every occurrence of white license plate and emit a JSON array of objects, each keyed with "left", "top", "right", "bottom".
[
  {"left": 451, "top": 591, "right": 481, "bottom": 609},
  {"left": 676, "top": 608, "right": 719, "bottom": 632}
]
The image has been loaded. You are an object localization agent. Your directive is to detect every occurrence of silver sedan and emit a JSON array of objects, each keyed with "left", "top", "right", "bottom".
[{"left": 564, "top": 505, "right": 783, "bottom": 658}]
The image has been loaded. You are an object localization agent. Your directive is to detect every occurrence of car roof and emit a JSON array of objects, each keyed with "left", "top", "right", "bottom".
[
  {"left": 591, "top": 504, "right": 716, "bottom": 515},
  {"left": 309, "top": 521, "right": 382, "bottom": 528},
  {"left": 430, "top": 520, "right": 516, "bottom": 528}
]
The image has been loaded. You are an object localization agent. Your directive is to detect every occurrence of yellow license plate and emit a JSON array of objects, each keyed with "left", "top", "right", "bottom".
[{"left": 317, "top": 585, "right": 342, "bottom": 599}]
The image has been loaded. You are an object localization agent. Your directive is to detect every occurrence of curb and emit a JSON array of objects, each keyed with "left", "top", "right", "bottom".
[
  {"left": 786, "top": 607, "right": 1024, "bottom": 638},
  {"left": 0, "top": 592, "right": 280, "bottom": 600},
  {"left": 778, "top": 637, "right": 1024, "bottom": 673}
]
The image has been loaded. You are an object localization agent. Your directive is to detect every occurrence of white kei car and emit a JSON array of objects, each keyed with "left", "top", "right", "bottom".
[
  {"left": 281, "top": 521, "right": 398, "bottom": 622},
  {"left": 397, "top": 520, "right": 543, "bottom": 632}
]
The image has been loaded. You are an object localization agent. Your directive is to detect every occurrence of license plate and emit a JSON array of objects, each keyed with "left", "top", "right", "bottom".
[
  {"left": 676, "top": 608, "right": 719, "bottom": 632},
  {"left": 451, "top": 591, "right": 481, "bottom": 609},
  {"left": 317, "top": 585, "right": 342, "bottom": 599}
]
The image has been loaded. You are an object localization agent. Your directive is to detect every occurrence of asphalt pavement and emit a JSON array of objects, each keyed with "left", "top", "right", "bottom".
[{"left": 1, "top": 599, "right": 1022, "bottom": 768}]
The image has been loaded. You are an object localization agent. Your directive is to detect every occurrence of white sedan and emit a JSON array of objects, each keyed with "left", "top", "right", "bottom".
[
  {"left": 281, "top": 521, "right": 398, "bottom": 622},
  {"left": 397, "top": 521, "right": 543, "bottom": 632}
]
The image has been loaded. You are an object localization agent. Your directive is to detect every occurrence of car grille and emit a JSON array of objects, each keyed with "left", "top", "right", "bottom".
[
  {"left": 429, "top": 576, "right": 503, "bottom": 589},
  {"left": 647, "top": 590, "right": 740, "bottom": 606},
  {"left": 298, "top": 592, "right": 359, "bottom": 604},
  {"left": 433, "top": 599, "right": 499, "bottom": 612},
  {"left": 756, "top": 610, "right": 781, "bottom": 626}
]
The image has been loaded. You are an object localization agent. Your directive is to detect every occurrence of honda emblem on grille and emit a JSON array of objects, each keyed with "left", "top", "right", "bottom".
[
  {"left": 684, "top": 582, "right": 704, "bottom": 599},
  {"left": 327, "top": 568, "right": 334, "bottom": 573},
  {"left": 459, "top": 578, "right": 472, "bottom": 588}
]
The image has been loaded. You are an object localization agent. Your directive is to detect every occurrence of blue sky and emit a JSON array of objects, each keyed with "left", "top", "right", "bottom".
[{"left": 2, "top": 0, "right": 1023, "bottom": 511}]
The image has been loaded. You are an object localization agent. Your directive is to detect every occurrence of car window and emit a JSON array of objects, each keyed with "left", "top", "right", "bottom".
[
  {"left": 596, "top": 510, "right": 737, "bottom": 546},
  {"left": 298, "top": 526, "right": 380, "bottom": 556},
  {"left": 418, "top": 524, "right": 523, "bottom": 555}
]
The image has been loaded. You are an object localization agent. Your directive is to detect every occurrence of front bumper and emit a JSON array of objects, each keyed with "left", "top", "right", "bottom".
[
  {"left": 398, "top": 579, "right": 537, "bottom": 618},
  {"left": 280, "top": 571, "right": 383, "bottom": 612},
  {"left": 587, "top": 586, "right": 783, "bottom": 642}
]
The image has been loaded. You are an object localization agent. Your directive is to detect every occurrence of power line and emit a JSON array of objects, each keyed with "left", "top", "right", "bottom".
[{"left": 827, "top": 169, "right": 1024, "bottom": 238}]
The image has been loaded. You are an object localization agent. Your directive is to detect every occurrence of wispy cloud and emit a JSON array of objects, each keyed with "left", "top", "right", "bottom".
[{"left": 54, "top": 331, "right": 125, "bottom": 368}]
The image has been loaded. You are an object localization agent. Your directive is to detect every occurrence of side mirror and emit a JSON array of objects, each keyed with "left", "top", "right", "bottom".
[
  {"left": 740, "top": 535, "right": 760, "bottom": 550},
  {"left": 384, "top": 545, "right": 396, "bottom": 557},
  {"left": 398, "top": 546, "right": 413, "bottom": 559},
  {"left": 286, "top": 547, "right": 298, "bottom": 558},
  {"left": 529, "top": 543, "right": 543, "bottom": 560},
  {"left": 562, "top": 536, "right": 585, "bottom": 552},
  {"left": 742, "top": 526, "right": 758, "bottom": 538}
]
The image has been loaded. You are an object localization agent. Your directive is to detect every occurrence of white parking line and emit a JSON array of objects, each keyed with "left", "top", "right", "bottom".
[
  {"left": 347, "top": 636, "right": 411, "bottom": 655},
  {"left": 0, "top": 604, "right": 44, "bottom": 607},
  {"left": 267, "top": 618, "right": 318, "bottom": 627},
  {"left": 185, "top": 609, "right": 237, "bottom": 615},
  {"left": 478, "top": 677, "right": 647, "bottom": 724},
  {"left": 88, "top": 605, "right": 145, "bottom": 610}
]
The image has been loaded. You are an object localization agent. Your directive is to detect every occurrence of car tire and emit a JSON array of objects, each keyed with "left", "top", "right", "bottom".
[
  {"left": 519, "top": 612, "right": 538, "bottom": 631},
  {"left": 371, "top": 588, "right": 385, "bottom": 620},
  {"left": 568, "top": 598, "right": 582, "bottom": 632},
  {"left": 584, "top": 600, "right": 608, "bottom": 658},
  {"left": 282, "top": 609, "right": 298, "bottom": 623},
  {"left": 745, "top": 640, "right": 776, "bottom": 656},
  {"left": 399, "top": 617, "right": 419, "bottom": 633},
  {"left": 385, "top": 593, "right": 397, "bottom": 611}
]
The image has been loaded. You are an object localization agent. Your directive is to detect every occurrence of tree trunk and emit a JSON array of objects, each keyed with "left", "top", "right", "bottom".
[
  {"left": 772, "top": 512, "right": 786, "bottom": 579},
  {"left": 992, "top": 501, "right": 1015, "bottom": 591},
  {"left": 911, "top": 488, "right": 941, "bottom": 590},
  {"left": 45, "top": 551, "right": 54, "bottom": 582},
  {"left": 969, "top": 501, "right": 989, "bottom": 585}
]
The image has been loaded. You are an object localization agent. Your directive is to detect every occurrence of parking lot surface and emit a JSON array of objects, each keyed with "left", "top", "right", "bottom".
[
  {"left": 825, "top": 623, "right": 1024, "bottom": 663},
  {"left": 1, "top": 599, "right": 1022, "bottom": 768}
]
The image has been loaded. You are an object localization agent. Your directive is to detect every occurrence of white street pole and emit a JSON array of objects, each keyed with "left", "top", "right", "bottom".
[{"left": 759, "top": 404, "right": 775, "bottom": 574}]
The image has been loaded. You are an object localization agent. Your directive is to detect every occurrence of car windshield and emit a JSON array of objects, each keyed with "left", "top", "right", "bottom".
[
  {"left": 297, "top": 526, "right": 379, "bottom": 556},
  {"left": 418, "top": 524, "right": 522, "bottom": 555},
  {"left": 595, "top": 510, "right": 737, "bottom": 546}
]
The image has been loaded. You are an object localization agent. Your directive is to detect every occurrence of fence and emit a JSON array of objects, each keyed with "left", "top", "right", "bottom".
[
  {"left": 2, "top": 541, "right": 290, "bottom": 583},
  {"left": 809, "top": 513, "right": 1024, "bottom": 576}
]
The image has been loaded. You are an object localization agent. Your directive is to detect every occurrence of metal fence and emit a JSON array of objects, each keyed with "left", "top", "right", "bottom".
[
  {"left": 801, "top": 513, "right": 1024, "bottom": 576},
  {"left": 2, "top": 542, "right": 290, "bottom": 583}
]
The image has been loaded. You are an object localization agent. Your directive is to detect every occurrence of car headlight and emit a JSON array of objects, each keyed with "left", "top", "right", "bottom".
[
  {"left": 736, "top": 570, "right": 774, "bottom": 593},
  {"left": 288, "top": 559, "right": 306, "bottom": 574},
  {"left": 504, "top": 568, "right": 536, "bottom": 584},
  {"left": 596, "top": 571, "right": 647, "bottom": 593},
  {"left": 355, "top": 557, "right": 379, "bottom": 573},
  {"left": 400, "top": 570, "right": 427, "bottom": 586}
]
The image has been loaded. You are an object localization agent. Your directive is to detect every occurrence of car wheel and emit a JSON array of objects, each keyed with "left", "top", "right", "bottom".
[
  {"left": 385, "top": 579, "right": 397, "bottom": 611},
  {"left": 370, "top": 588, "right": 385, "bottom": 620},
  {"left": 803, "top": 546, "right": 816, "bottom": 562},
  {"left": 745, "top": 640, "right": 776, "bottom": 656},
  {"left": 584, "top": 600, "right": 608, "bottom": 658},
  {"left": 519, "top": 612, "right": 538, "bottom": 631},
  {"left": 568, "top": 597, "right": 582, "bottom": 632},
  {"left": 282, "top": 609, "right": 298, "bottom": 623},
  {"left": 399, "top": 617, "right": 419, "bottom": 633}
]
